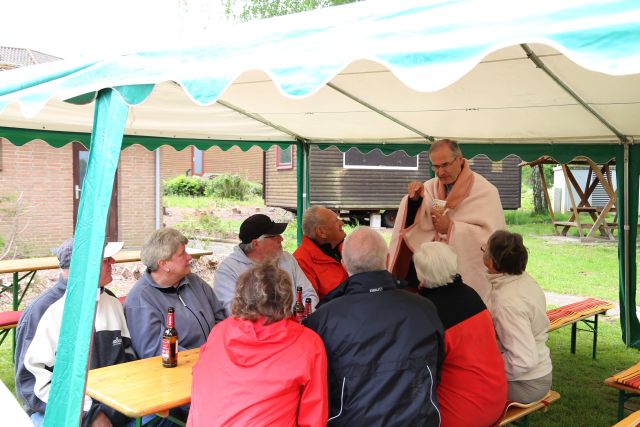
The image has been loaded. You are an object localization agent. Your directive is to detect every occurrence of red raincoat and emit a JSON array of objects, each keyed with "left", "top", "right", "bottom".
[
  {"left": 293, "top": 236, "right": 348, "bottom": 299},
  {"left": 187, "top": 317, "right": 328, "bottom": 427}
]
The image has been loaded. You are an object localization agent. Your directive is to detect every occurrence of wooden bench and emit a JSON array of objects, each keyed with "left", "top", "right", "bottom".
[
  {"left": 547, "top": 298, "right": 614, "bottom": 359},
  {"left": 613, "top": 409, "right": 640, "bottom": 427},
  {"left": 0, "top": 310, "right": 22, "bottom": 349},
  {"left": 605, "top": 363, "right": 640, "bottom": 421},
  {"left": 497, "top": 390, "right": 560, "bottom": 426}
]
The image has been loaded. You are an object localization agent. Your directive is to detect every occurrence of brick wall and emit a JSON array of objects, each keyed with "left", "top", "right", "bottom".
[
  {"left": 0, "top": 139, "right": 74, "bottom": 256},
  {"left": 160, "top": 145, "right": 264, "bottom": 184},
  {"left": 0, "top": 139, "right": 157, "bottom": 256},
  {"left": 118, "top": 145, "right": 157, "bottom": 248}
]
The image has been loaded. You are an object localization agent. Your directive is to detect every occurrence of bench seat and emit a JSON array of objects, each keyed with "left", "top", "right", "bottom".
[
  {"left": 605, "top": 363, "right": 640, "bottom": 421},
  {"left": 0, "top": 310, "right": 22, "bottom": 330},
  {"left": 546, "top": 298, "right": 614, "bottom": 359},
  {"left": 498, "top": 390, "right": 560, "bottom": 426}
]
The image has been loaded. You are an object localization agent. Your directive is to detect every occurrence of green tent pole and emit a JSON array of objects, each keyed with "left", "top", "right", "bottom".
[
  {"left": 44, "top": 88, "right": 128, "bottom": 426},
  {"left": 296, "top": 140, "right": 307, "bottom": 245}
]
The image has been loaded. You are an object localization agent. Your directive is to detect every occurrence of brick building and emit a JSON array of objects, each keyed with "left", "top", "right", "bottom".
[
  {"left": 160, "top": 145, "right": 264, "bottom": 184},
  {"left": 0, "top": 47, "right": 157, "bottom": 256}
]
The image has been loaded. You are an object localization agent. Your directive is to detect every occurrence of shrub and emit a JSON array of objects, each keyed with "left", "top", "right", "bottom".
[
  {"left": 204, "top": 174, "right": 261, "bottom": 200},
  {"left": 163, "top": 176, "right": 206, "bottom": 197}
]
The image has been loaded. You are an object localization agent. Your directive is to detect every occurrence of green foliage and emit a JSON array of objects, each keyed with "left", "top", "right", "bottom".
[
  {"left": 521, "top": 163, "right": 555, "bottom": 188},
  {"left": 163, "top": 175, "right": 262, "bottom": 200},
  {"left": 163, "top": 176, "right": 207, "bottom": 197},
  {"left": 204, "top": 174, "right": 261, "bottom": 200},
  {"left": 223, "top": 0, "right": 356, "bottom": 23}
]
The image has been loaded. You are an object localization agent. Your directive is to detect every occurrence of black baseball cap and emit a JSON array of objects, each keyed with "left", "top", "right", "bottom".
[{"left": 239, "top": 214, "right": 288, "bottom": 244}]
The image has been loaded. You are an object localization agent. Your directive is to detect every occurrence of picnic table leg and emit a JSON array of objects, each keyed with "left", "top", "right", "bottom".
[
  {"left": 571, "top": 322, "right": 577, "bottom": 354},
  {"left": 618, "top": 390, "right": 626, "bottom": 420},
  {"left": 12, "top": 272, "right": 18, "bottom": 355},
  {"left": 592, "top": 314, "right": 599, "bottom": 359}
]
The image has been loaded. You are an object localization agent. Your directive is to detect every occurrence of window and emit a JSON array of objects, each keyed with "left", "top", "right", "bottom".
[
  {"left": 491, "top": 160, "right": 503, "bottom": 173},
  {"left": 343, "top": 148, "right": 419, "bottom": 170},
  {"left": 276, "top": 146, "right": 293, "bottom": 170},
  {"left": 192, "top": 147, "right": 203, "bottom": 175}
]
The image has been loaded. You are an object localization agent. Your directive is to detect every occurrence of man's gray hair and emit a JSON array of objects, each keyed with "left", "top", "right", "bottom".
[
  {"left": 413, "top": 242, "right": 458, "bottom": 288},
  {"left": 239, "top": 241, "right": 254, "bottom": 253},
  {"left": 342, "top": 226, "right": 388, "bottom": 275},
  {"left": 301, "top": 206, "right": 327, "bottom": 238},
  {"left": 429, "top": 138, "right": 462, "bottom": 158},
  {"left": 141, "top": 228, "right": 188, "bottom": 271}
]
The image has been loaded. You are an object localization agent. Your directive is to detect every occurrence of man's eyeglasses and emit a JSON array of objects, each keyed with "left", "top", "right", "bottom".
[
  {"left": 431, "top": 157, "right": 458, "bottom": 171},
  {"left": 480, "top": 244, "right": 487, "bottom": 253}
]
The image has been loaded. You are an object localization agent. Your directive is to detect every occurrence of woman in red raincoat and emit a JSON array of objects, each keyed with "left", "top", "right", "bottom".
[{"left": 187, "top": 262, "right": 328, "bottom": 427}]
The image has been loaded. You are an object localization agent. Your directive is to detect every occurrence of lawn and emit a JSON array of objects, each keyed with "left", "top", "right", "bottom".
[{"left": 2, "top": 191, "right": 637, "bottom": 425}]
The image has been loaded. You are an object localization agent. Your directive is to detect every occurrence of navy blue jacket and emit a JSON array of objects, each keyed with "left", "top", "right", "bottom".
[{"left": 303, "top": 270, "right": 444, "bottom": 427}]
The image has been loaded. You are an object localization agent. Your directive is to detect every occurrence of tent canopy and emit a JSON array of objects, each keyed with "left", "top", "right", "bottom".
[
  {"left": 1, "top": 0, "right": 639, "bottom": 155},
  {"left": 1, "top": 0, "right": 639, "bottom": 424}
]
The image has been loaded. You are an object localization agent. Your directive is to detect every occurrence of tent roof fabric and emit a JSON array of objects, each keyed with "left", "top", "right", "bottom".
[{"left": 0, "top": 0, "right": 638, "bottom": 150}]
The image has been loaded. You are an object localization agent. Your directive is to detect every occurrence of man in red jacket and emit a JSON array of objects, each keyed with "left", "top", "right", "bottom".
[{"left": 294, "top": 206, "right": 348, "bottom": 298}]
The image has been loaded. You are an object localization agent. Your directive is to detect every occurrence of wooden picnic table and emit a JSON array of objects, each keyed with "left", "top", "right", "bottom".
[
  {"left": 0, "top": 248, "right": 212, "bottom": 350},
  {"left": 0, "top": 248, "right": 212, "bottom": 310},
  {"left": 86, "top": 348, "right": 199, "bottom": 426}
]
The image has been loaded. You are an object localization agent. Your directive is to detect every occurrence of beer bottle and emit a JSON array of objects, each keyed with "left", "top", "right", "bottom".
[
  {"left": 304, "top": 297, "right": 312, "bottom": 319},
  {"left": 293, "top": 287, "right": 305, "bottom": 323},
  {"left": 162, "top": 307, "right": 178, "bottom": 368}
]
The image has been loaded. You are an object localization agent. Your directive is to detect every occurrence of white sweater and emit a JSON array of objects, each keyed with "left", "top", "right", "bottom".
[{"left": 488, "top": 272, "right": 552, "bottom": 382}]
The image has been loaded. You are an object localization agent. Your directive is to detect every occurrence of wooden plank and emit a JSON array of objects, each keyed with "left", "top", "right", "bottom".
[
  {"left": 498, "top": 390, "right": 560, "bottom": 426},
  {"left": 86, "top": 348, "right": 199, "bottom": 418},
  {"left": 0, "top": 248, "right": 212, "bottom": 274}
]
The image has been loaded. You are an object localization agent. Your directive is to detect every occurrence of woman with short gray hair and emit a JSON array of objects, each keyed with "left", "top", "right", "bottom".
[
  {"left": 188, "top": 262, "right": 328, "bottom": 426},
  {"left": 124, "top": 227, "right": 227, "bottom": 361},
  {"left": 414, "top": 242, "right": 507, "bottom": 427}
]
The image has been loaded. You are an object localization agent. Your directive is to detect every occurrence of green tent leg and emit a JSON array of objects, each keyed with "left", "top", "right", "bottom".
[
  {"left": 296, "top": 140, "right": 308, "bottom": 245},
  {"left": 44, "top": 88, "right": 128, "bottom": 426},
  {"left": 618, "top": 144, "right": 640, "bottom": 347}
]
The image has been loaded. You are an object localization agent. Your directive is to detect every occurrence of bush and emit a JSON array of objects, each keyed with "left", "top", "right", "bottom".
[
  {"left": 204, "top": 174, "right": 261, "bottom": 200},
  {"left": 163, "top": 176, "right": 207, "bottom": 197}
]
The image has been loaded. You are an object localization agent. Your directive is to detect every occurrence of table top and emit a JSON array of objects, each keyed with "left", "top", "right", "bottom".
[
  {"left": 86, "top": 348, "right": 199, "bottom": 418},
  {"left": 0, "top": 248, "right": 212, "bottom": 274}
]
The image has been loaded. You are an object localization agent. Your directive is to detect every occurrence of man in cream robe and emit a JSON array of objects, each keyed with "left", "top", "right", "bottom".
[{"left": 389, "top": 139, "right": 505, "bottom": 304}]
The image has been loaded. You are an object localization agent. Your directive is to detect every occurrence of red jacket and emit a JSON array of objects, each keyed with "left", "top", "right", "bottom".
[
  {"left": 187, "top": 317, "right": 328, "bottom": 427},
  {"left": 293, "top": 236, "right": 348, "bottom": 299}
]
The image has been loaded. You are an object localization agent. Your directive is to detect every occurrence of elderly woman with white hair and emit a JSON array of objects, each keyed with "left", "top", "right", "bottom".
[{"left": 414, "top": 241, "right": 507, "bottom": 427}]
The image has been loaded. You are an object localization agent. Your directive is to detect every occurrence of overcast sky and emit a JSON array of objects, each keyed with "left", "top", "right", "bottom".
[{"left": 0, "top": 0, "right": 228, "bottom": 58}]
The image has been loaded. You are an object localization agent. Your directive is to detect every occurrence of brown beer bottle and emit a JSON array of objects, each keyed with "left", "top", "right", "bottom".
[
  {"left": 293, "top": 287, "right": 305, "bottom": 323},
  {"left": 162, "top": 307, "right": 178, "bottom": 368},
  {"left": 304, "top": 297, "right": 312, "bottom": 319}
]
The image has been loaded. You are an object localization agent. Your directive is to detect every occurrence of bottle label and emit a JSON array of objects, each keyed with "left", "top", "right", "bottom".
[{"left": 162, "top": 337, "right": 178, "bottom": 366}]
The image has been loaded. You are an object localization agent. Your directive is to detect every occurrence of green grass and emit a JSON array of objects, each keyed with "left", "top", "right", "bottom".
[
  {"left": 509, "top": 223, "right": 620, "bottom": 302},
  {"left": 527, "top": 319, "right": 639, "bottom": 426},
  {"left": 164, "top": 194, "right": 264, "bottom": 209},
  {"left": 0, "top": 343, "right": 14, "bottom": 394}
]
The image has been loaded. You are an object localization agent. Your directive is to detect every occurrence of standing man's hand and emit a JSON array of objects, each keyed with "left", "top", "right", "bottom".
[
  {"left": 431, "top": 210, "right": 451, "bottom": 234},
  {"left": 407, "top": 181, "right": 424, "bottom": 200}
]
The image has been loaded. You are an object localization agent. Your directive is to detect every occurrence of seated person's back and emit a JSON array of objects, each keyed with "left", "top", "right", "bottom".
[{"left": 415, "top": 241, "right": 507, "bottom": 427}]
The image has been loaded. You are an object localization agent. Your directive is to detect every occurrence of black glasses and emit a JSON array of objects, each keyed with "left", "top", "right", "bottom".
[
  {"left": 431, "top": 157, "right": 458, "bottom": 171},
  {"left": 480, "top": 244, "right": 487, "bottom": 253}
]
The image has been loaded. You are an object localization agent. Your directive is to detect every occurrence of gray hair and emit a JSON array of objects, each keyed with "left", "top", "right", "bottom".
[
  {"left": 342, "top": 226, "right": 387, "bottom": 275},
  {"left": 429, "top": 138, "right": 462, "bottom": 158},
  {"left": 239, "top": 241, "right": 254, "bottom": 253},
  {"left": 413, "top": 242, "right": 458, "bottom": 288},
  {"left": 55, "top": 237, "right": 74, "bottom": 269},
  {"left": 141, "top": 228, "right": 188, "bottom": 271},
  {"left": 301, "top": 206, "right": 327, "bottom": 238}
]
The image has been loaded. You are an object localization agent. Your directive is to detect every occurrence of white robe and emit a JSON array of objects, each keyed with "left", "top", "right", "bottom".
[{"left": 389, "top": 171, "right": 505, "bottom": 303}]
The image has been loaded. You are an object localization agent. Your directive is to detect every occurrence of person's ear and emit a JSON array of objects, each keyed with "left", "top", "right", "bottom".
[{"left": 158, "top": 259, "right": 170, "bottom": 273}]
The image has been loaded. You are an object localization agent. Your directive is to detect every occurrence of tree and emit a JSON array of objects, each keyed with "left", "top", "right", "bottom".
[{"left": 222, "top": 0, "right": 357, "bottom": 22}]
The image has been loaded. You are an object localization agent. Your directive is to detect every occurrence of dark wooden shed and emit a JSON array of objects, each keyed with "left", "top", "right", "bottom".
[{"left": 264, "top": 146, "right": 521, "bottom": 226}]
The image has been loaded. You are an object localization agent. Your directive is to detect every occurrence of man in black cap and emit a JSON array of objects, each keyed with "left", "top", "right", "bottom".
[{"left": 213, "top": 214, "right": 318, "bottom": 316}]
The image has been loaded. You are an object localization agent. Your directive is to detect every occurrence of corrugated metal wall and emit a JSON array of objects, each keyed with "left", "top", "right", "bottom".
[{"left": 264, "top": 146, "right": 521, "bottom": 211}]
